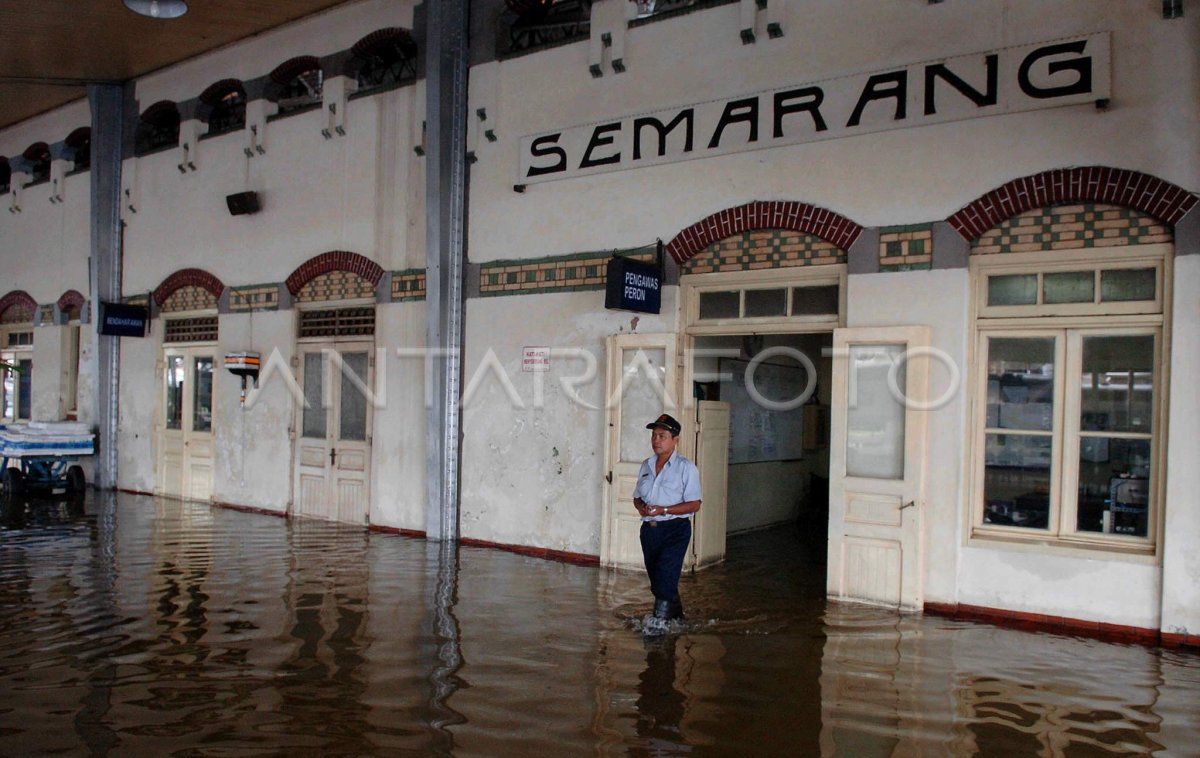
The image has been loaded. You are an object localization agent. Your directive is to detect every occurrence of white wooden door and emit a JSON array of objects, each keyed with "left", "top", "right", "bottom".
[
  {"left": 827, "top": 326, "right": 930, "bottom": 610},
  {"left": 690, "top": 400, "right": 730, "bottom": 569},
  {"left": 158, "top": 347, "right": 214, "bottom": 502},
  {"left": 601, "top": 333, "right": 678, "bottom": 569},
  {"left": 293, "top": 345, "right": 373, "bottom": 524}
]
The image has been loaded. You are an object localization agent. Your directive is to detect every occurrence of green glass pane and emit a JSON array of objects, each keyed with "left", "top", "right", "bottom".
[
  {"left": 165, "top": 355, "right": 184, "bottom": 431},
  {"left": 744, "top": 288, "right": 786, "bottom": 317},
  {"left": 699, "top": 291, "right": 739, "bottom": 320},
  {"left": 1043, "top": 271, "right": 1094, "bottom": 304},
  {"left": 791, "top": 285, "right": 839, "bottom": 316},
  {"left": 988, "top": 274, "right": 1038, "bottom": 306},
  {"left": 1101, "top": 268, "right": 1156, "bottom": 302},
  {"left": 338, "top": 352, "right": 369, "bottom": 442},
  {"left": 302, "top": 353, "right": 326, "bottom": 439},
  {"left": 192, "top": 356, "right": 213, "bottom": 432}
]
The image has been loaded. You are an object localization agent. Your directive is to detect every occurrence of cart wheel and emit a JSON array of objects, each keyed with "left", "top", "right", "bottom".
[
  {"left": 1, "top": 467, "right": 24, "bottom": 497},
  {"left": 66, "top": 465, "right": 87, "bottom": 496}
]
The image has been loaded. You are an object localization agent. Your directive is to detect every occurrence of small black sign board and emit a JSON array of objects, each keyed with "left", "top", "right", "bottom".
[
  {"left": 98, "top": 302, "right": 148, "bottom": 337},
  {"left": 605, "top": 257, "right": 661, "bottom": 314}
]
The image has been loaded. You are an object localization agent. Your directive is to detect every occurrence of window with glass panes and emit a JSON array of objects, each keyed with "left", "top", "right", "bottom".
[{"left": 971, "top": 247, "right": 1167, "bottom": 550}]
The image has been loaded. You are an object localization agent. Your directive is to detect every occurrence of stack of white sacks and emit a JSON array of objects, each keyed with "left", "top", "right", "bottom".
[{"left": 0, "top": 421, "right": 94, "bottom": 457}]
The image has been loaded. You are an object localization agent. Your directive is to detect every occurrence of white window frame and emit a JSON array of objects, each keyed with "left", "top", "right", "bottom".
[
  {"left": 967, "top": 245, "right": 1171, "bottom": 558},
  {"left": 682, "top": 266, "right": 846, "bottom": 337}
]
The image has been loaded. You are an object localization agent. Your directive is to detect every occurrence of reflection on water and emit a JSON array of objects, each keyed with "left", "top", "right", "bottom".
[{"left": 0, "top": 493, "right": 1196, "bottom": 756}]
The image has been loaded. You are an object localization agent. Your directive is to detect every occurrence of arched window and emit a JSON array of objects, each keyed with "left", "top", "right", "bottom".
[
  {"left": 65, "top": 127, "right": 91, "bottom": 172},
  {"left": 136, "top": 101, "right": 181, "bottom": 155},
  {"left": 346, "top": 28, "right": 417, "bottom": 92},
  {"left": 23, "top": 143, "right": 51, "bottom": 184},
  {"left": 0, "top": 158, "right": 9, "bottom": 194},
  {"left": 501, "top": 0, "right": 591, "bottom": 55},
  {"left": 266, "top": 56, "right": 324, "bottom": 115},
  {"left": 200, "top": 79, "right": 246, "bottom": 136}
]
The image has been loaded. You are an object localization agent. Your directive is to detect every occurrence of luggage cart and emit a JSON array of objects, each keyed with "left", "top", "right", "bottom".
[
  {"left": 0, "top": 453, "right": 88, "bottom": 497},
  {"left": 0, "top": 423, "right": 93, "bottom": 498}
]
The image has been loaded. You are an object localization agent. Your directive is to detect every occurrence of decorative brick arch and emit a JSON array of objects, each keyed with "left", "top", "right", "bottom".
[
  {"left": 153, "top": 269, "right": 225, "bottom": 307},
  {"left": 665, "top": 201, "right": 864, "bottom": 265},
  {"left": 948, "top": 167, "right": 1198, "bottom": 241},
  {"left": 286, "top": 251, "right": 385, "bottom": 296},
  {"left": 0, "top": 290, "right": 37, "bottom": 321},
  {"left": 199, "top": 78, "right": 246, "bottom": 106},
  {"left": 56, "top": 290, "right": 86, "bottom": 314}
]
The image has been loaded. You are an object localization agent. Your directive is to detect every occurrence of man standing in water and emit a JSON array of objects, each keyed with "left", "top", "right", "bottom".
[{"left": 633, "top": 413, "right": 702, "bottom": 623}]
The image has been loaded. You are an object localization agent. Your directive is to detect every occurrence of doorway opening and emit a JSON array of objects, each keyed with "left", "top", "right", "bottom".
[{"left": 691, "top": 332, "right": 833, "bottom": 574}]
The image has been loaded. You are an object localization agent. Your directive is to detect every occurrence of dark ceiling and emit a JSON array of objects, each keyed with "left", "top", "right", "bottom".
[{"left": 0, "top": 0, "right": 361, "bottom": 131}]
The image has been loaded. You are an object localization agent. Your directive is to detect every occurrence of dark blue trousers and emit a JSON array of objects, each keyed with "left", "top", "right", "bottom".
[{"left": 639, "top": 518, "right": 691, "bottom": 602}]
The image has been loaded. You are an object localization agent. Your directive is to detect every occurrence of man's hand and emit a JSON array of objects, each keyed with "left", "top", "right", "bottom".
[{"left": 634, "top": 496, "right": 649, "bottom": 516}]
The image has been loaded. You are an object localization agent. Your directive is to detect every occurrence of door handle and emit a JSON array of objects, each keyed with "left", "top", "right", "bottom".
[
  {"left": 605, "top": 471, "right": 612, "bottom": 484},
  {"left": 330, "top": 448, "right": 337, "bottom": 466},
  {"left": 900, "top": 500, "right": 915, "bottom": 510}
]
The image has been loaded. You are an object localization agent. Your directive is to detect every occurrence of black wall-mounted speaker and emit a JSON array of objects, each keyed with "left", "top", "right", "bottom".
[{"left": 226, "top": 191, "right": 261, "bottom": 215}]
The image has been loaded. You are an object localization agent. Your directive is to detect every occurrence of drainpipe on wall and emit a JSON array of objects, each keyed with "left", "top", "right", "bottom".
[
  {"left": 88, "top": 83, "right": 131, "bottom": 491},
  {"left": 424, "top": 0, "right": 470, "bottom": 541}
]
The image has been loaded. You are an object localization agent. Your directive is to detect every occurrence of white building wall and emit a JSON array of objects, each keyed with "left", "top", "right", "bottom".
[
  {"left": 370, "top": 300, "right": 428, "bottom": 532},
  {"left": 471, "top": 0, "right": 1198, "bottom": 262},
  {"left": 460, "top": 288, "right": 679, "bottom": 555},
  {"left": 29, "top": 326, "right": 65, "bottom": 422},
  {"left": 459, "top": 0, "right": 1198, "bottom": 628},
  {"left": 132, "top": 0, "right": 415, "bottom": 108},
  {"left": 211, "top": 310, "right": 294, "bottom": 514},
  {"left": 117, "top": 321, "right": 159, "bottom": 493},
  {"left": 1161, "top": 255, "right": 1200, "bottom": 638},
  {"left": 101, "top": 1, "right": 428, "bottom": 504},
  {"left": 846, "top": 269, "right": 969, "bottom": 606},
  {"left": 0, "top": 0, "right": 1195, "bottom": 636}
]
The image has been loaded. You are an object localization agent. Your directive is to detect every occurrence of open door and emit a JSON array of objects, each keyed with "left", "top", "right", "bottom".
[
  {"left": 601, "top": 333, "right": 678, "bottom": 570},
  {"left": 827, "top": 326, "right": 929, "bottom": 610},
  {"left": 690, "top": 400, "right": 730, "bottom": 569}
]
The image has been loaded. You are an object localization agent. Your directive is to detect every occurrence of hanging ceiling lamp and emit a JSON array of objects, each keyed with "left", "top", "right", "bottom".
[{"left": 123, "top": 0, "right": 189, "bottom": 19}]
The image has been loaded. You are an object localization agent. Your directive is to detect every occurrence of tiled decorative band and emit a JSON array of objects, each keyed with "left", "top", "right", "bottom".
[{"left": 972, "top": 203, "right": 1172, "bottom": 254}]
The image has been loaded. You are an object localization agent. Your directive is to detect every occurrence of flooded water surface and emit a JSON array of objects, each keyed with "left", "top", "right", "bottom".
[{"left": 0, "top": 493, "right": 1197, "bottom": 756}]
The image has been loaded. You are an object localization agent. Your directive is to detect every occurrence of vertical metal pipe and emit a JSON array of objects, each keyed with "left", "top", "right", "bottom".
[
  {"left": 88, "top": 83, "right": 128, "bottom": 491},
  {"left": 424, "top": 0, "right": 470, "bottom": 541}
]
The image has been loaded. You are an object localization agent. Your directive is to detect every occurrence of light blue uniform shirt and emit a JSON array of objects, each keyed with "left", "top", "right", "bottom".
[{"left": 633, "top": 450, "right": 702, "bottom": 522}]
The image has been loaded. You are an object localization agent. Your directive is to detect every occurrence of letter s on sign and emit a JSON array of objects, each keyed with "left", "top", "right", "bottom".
[
  {"left": 526, "top": 133, "right": 567, "bottom": 177},
  {"left": 1018, "top": 40, "right": 1092, "bottom": 100}
]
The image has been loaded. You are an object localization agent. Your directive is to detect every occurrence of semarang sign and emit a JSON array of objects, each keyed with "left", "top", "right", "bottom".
[{"left": 519, "top": 33, "right": 1111, "bottom": 184}]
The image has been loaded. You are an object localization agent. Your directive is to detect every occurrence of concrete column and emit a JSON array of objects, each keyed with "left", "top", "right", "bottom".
[
  {"left": 88, "top": 83, "right": 130, "bottom": 491},
  {"left": 424, "top": 0, "right": 470, "bottom": 541}
]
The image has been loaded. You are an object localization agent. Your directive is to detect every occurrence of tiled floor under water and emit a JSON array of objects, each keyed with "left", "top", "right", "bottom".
[{"left": 0, "top": 492, "right": 1197, "bottom": 756}]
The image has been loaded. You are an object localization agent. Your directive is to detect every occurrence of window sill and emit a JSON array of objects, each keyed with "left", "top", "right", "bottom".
[
  {"left": 266, "top": 102, "right": 322, "bottom": 123},
  {"left": 347, "top": 78, "right": 416, "bottom": 102},
  {"left": 199, "top": 127, "right": 244, "bottom": 142},
  {"left": 135, "top": 143, "right": 180, "bottom": 158},
  {"left": 968, "top": 528, "right": 1158, "bottom": 564}
]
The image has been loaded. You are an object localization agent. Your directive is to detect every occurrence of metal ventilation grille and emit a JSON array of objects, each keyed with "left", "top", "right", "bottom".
[
  {"left": 163, "top": 316, "right": 219, "bottom": 344},
  {"left": 298, "top": 307, "right": 375, "bottom": 338}
]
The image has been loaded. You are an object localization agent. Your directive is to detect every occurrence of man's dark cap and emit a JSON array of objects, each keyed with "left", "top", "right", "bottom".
[{"left": 646, "top": 413, "right": 681, "bottom": 436}]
